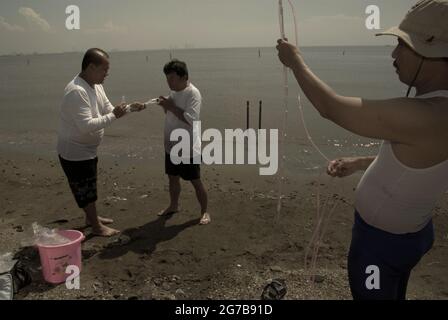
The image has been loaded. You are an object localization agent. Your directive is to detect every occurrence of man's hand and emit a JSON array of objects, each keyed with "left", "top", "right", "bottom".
[
  {"left": 158, "top": 96, "right": 173, "bottom": 114},
  {"left": 158, "top": 96, "right": 174, "bottom": 110},
  {"left": 327, "top": 157, "right": 361, "bottom": 178},
  {"left": 276, "top": 39, "right": 302, "bottom": 69},
  {"left": 113, "top": 103, "right": 127, "bottom": 118}
]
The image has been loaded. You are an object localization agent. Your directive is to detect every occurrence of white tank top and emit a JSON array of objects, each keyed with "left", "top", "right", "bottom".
[{"left": 355, "top": 90, "right": 448, "bottom": 234}]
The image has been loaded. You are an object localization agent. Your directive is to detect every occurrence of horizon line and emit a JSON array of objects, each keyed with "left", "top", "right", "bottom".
[{"left": 0, "top": 44, "right": 393, "bottom": 57}]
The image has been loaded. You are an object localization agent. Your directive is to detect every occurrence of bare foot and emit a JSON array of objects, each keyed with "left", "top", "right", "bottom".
[
  {"left": 157, "top": 206, "right": 179, "bottom": 216},
  {"left": 92, "top": 224, "right": 120, "bottom": 237},
  {"left": 199, "top": 213, "right": 211, "bottom": 225},
  {"left": 85, "top": 216, "right": 114, "bottom": 227}
]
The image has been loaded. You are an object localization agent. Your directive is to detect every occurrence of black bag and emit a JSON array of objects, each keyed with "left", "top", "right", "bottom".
[
  {"left": 11, "top": 260, "right": 32, "bottom": 294},
  {"left": 261, "top": 279, "right": 287, "bottom": 300}
]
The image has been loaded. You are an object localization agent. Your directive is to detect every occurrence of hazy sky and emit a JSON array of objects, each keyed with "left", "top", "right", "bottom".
[{"left": 0, "top": 0, "right": 417, "bottom": 55}]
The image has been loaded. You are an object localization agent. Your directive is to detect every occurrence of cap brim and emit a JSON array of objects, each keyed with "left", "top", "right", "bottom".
[{"left": 376, "top": 26, "right": 448, "bottom": 58}]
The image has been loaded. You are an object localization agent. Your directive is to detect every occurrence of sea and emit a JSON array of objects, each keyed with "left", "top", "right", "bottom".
[{"left": 0, "top": 46, "right": 407, "bottom": 173}]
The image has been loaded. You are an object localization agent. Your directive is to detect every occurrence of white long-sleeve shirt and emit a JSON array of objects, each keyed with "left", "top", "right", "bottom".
[{"left": 57, "top": 75, "right": 116, "bottom": 161}]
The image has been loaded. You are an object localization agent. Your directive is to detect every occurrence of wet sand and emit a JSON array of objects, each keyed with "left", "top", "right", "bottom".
[{"left": 1, "top": 148, "right": 448, "bottom": 300}]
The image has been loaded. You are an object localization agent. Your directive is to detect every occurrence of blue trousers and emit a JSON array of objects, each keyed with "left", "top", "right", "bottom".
[{"left": 348, "top": 211, "right": 434, "bottom": 300}]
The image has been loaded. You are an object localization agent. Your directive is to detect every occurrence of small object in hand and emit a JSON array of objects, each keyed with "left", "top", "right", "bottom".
[
  {"left": 125, "top": 103, "right": 143, "bottom": 113},
  {"left": 125, "top": 99, "right": 159, "bottom": 113},
  {"left": 261, "top": 279, "right": 287, "bottom": 300},
  {"left": 126, "top": 104, "right": 140, "bottom": 113},
  {"left": 145, "top": 98, "right": 160, "bottom": 105}
]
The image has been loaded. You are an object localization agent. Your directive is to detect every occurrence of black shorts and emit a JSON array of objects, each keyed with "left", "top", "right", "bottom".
[
  {"left": 59, "top": 156, "right": 98, "bottom": 208},
  {"left": 165, "top": 153, "right": 201, "bottom": 181}
]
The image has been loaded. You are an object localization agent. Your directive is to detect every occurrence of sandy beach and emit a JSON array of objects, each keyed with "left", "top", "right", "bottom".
[{"left": 1, "top": 141, "right": 447, "bottom": 300}]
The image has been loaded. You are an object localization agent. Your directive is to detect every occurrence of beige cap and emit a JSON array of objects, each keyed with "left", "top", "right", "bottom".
[{"left": 376, "top": 0, "right": 448, "bottom": 58}]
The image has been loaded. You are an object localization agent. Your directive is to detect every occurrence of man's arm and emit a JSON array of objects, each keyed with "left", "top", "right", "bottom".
[
  {"left": 327, "top": 156, "right": 376, "bottom": 178},
  {"left": 66, "top": 90, "right": 125, "bottom": 134},
  {"left": 277, "top": 40, "right": 448, "bottom": 145},
  {"left": 183, "top": 93, "right": 201, "bottom": 126},
  {"left": 358, "top": 156, "right": 376, "bottom": 170},
  {"left": 98, "top": 86, "right": 115, "bottom": 114},
  {"left": 158, "top": 96, "right": 190, "bottom": 125}
]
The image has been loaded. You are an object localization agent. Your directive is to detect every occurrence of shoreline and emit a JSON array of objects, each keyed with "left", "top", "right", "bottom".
[{"left": 0, "top": 45, "right": 393, "bottom": 58}]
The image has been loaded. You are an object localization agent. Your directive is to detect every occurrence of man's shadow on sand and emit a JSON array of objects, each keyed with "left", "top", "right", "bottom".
[{"left": 96, "top": 213, "right": 199, "bottom": 260}]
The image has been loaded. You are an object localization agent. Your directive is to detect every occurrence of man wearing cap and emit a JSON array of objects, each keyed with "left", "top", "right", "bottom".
[{"left": 276, "top": 0, "right": 448, "bottom": 300}]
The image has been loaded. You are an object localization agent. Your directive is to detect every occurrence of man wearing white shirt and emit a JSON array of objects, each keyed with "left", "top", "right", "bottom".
[
  {"left": 157, "top": 60, "right": 210, "bottom": 225},
  {"left": 57, "top": 48, "right": 144, "bottom": 237}
]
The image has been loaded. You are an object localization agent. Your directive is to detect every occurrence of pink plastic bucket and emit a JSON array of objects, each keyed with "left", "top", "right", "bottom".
[{"left": 36, "top": 230, "right": 85, "bottom": 284}]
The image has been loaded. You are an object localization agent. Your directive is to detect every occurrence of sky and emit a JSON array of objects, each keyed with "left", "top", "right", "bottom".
[{"left": 0, "top": 0, "right": 417, "bottom": 55}]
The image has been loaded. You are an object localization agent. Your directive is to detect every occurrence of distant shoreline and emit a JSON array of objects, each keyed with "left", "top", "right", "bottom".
[{"left": 0, "top": 45, "right": 394, "bottom": 58}]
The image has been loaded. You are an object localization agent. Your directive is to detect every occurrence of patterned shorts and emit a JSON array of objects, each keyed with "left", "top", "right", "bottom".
[{"left": 59, "top": 156, "right": 98, "bottom": 208}]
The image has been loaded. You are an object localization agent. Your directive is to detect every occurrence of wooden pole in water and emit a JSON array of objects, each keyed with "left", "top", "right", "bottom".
[
  {"left": 259, "top": 100, "right": 262, "bottom": 130},
  {"left": 246, "top": 101, "right": 250, "bottom": 130}
]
